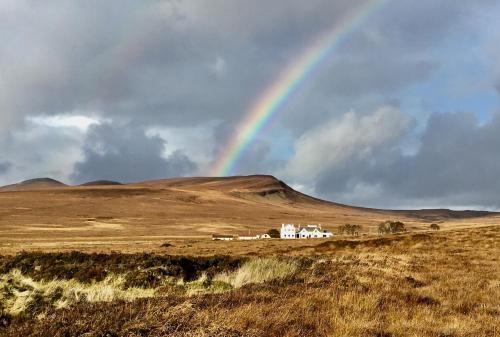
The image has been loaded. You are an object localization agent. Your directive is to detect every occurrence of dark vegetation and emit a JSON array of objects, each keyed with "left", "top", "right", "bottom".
[
  {"left": 266, "top": 229, "right": 280, "bottom": 238},
  {"left": 0, "top": 252, "right": 244, "bottom": 287},
  {"left": 430, "top": 223, "right": 440, "bottom": 231},
  {"left": 338, "top": 224, "right": 361, "bottom": 236},
  {"left": 378, "top": 220, "right": 406, "bottom": 234}
]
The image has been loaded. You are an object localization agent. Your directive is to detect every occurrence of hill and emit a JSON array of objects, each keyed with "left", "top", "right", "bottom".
[
  {"left": 0, "top": 178, "right": 66, "bottom": 191},
  {"left": 0, "top": 175, "right": 498, "bottom": 253},
  {"left": 79, "top": 180, "right": 123, "bottom": 186}
]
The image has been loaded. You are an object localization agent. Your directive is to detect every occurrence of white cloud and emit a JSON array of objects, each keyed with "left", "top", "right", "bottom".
[
  {"left": 283, "top": 106, "right": 412, "bottom": 182},
  {"left": 0, "top": 122, "right": 88, "bottom": 185},
  {"left": 26, "top": 114, "right": 101, "bottom": 131}
]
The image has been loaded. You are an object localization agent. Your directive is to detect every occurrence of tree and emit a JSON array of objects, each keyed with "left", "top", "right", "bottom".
[
  {"left": 430, "top": 223, "right": 440, "bottom": 231},
  {"left": 339, "top": 224, "right": 361, "bottom": 236},
  {"left": 378, "top": 222, "right": 389, "bottom": 235},
  {"left": 378, "top": 221, "right": 406, "bottom": 234},
  {"left": 267, "top": 229, "right": 280, "bottom": 238}
]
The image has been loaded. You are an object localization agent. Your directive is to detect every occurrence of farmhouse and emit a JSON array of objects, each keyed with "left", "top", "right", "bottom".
[
  {"left": 280, "top": 224, "right": 297, "bottom": 239},
  {"left": 280, "top": 224, "right": 333, "bottom": 239}
]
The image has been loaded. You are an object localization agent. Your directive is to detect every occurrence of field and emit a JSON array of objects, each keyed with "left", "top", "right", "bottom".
[
  {"left": 0, "top": 175, "right": 497, "bottom": 254},
  {"left": 0, "top": 226, "right": 498, "bottom": 336},
  {"left": 0, "top": 176, "right": 498, "bottom": 336}
]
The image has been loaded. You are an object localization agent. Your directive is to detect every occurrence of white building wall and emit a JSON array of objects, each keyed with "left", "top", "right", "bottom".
[
  {"left": 311, "top": 229, "right": 322, "bottom": 238},
  {"left": 322, "top": 231, "right": 333, "bottom": 238},
  {"left": 298, "top": 228, "right": 311, "bottom": 238},
  {"left": 280, "top": 224, "right": 297, "bottom": 239}
]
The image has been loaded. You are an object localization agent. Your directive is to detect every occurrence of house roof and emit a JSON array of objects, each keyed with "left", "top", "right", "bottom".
[{"left": 298, "top": 227, "right": 321, "bottom": 233}]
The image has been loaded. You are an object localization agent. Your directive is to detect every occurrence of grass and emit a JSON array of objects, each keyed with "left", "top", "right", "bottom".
[
  {"left": 214, "top": 257, "right": 298, "bottom": 288},
  {"left": 0, "top": 256, "right": 296, "bottom": 319},
  {"left": 0, "top": 226, "right": 498, "bottom": 336},
  {"left": 0, "top": 269, "right": 155, "bottom": 317}
]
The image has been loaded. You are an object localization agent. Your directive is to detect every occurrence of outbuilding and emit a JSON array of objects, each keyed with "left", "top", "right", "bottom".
[{"left": 212, "top": 234, "right": 235, "bottom": 241}]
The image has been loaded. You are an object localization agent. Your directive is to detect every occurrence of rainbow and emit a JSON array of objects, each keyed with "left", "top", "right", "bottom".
[{"left": 211, "top": 0, "right": 389, "bottom": 176}]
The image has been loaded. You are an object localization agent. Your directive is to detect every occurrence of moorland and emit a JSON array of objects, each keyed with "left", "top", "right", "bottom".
[{"left": 0, "top": 175, "right": 498, "bottom": 336}]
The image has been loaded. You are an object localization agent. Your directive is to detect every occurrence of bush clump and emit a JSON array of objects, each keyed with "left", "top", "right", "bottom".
[
  {"left": 378, "top": 221, "right": 406, "bottom": 235},
  {"left": 338, "top": 224, "right": 361, "bottom": 236},
  {"left": 266, "top": 229, "right": 280, "bottom": 238},
  {"left": 430, "top": 223, "right": 440, "bottom": 231}
]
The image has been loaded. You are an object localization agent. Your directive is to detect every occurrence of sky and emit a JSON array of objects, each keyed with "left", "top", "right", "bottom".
[{"left": 1, "top": 0, "right": 500, "bottom": 210}]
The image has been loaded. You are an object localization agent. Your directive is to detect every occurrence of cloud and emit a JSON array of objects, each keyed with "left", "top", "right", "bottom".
[
  {"left": 71, "top": 123, "right": 196, "bottom": 184},
  {"left": 0, "top": 117, "right": 87, "bottom": 185},
  {"left": 2, "top": 0, "right": 490, "bottom": 134},
  {"left": 0, "top": 162, "right": 11, "bottom": 175},
  {"left": 372, "top": 112, "right": 500, "bottom": 207},
  {"left": 211, "top": 121, "right": 285, "bottom": 175},
  {"left": 307, "top": 111, "right": 500, "bottom": 209},
  {"left": 283, "top": 106, "right": 413, "bottom": 181}
]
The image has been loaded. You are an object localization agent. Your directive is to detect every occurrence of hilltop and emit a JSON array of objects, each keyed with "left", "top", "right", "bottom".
[
  {"left": 0, "top": 178, "right": 66, "bottom": 191},
  {"left": 79, "top": 180, "right": 123, "bottom": 187}
]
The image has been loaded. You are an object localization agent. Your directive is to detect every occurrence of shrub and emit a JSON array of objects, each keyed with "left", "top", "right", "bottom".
[
  {"left": 266, "top": 229, "right": 280, "bottom": 238},
  {"left": 430, "top": 223, "right": 440, "bottom": 231},
  {"left": 338, "top": 224, "right": 361, "bottom": 236},
  {"left": 378, "top": 221, "right": 406, "bottom": 234}
]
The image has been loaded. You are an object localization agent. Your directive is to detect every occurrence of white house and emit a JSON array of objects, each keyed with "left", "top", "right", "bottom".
[
  {"left": 281, "top": 224, "right": 333, "bottom": 239},
  {"left": 297, "top": 225, "right": 324, "bottom": 238},
  {"left": 280, "top": 224, "right": 297, "bottom": 239}
]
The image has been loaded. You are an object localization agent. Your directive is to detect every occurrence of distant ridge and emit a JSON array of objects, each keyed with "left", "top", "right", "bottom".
[
  {"left": 0, "top": 175, "right": 496, "bottom": 222},
  {"left": 80, "top": 180, "right": 123, "bottom": 186},
  {"left": 0, "top": 178, "right": 66, "bottom": 191}
]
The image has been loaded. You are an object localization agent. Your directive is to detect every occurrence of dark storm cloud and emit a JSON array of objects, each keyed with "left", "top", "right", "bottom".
[
  {"left": 2, "top": 0, "right": 493, "bottom": 133},
  {"left": 71, "top": 123, "right": 196, "bottom": 184},
  {"left": 314, "top": 112, "right": 500, "bottom": 209},
  {"left": 0, "top": 0, "right": 365, "bottom": 133}
]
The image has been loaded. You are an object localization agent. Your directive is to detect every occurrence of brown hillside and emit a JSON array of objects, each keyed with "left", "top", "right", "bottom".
[
  {"left": 0, "top": 175, "right": 498, "bottom": 253},
  {"left": 0, "top": 178, "right": 66, "bottom": 192}
]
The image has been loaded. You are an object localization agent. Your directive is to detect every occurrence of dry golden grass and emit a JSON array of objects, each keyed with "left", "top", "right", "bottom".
[
  {"left": 0, "top": 226, "right": 498, "bottom": 336},
  {"left": 0, "top": 269, "right": 156, "bottom": 316},
  {"left": 214, "top": 257, "right": 298, "bottom": 288}
]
